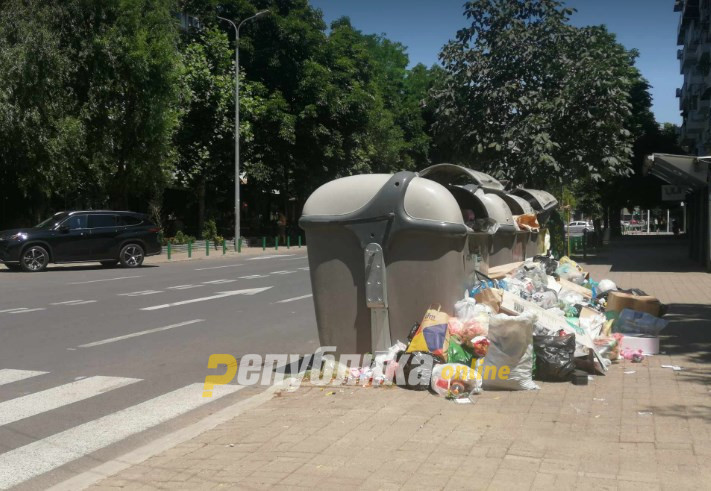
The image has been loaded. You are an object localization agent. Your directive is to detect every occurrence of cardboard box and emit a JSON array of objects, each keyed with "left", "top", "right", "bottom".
[
  {"left": 606, "top": 291, "right": 662, "bottom": 317},
  {"left": 487, "top": 261, "right": 524, "bottom": 280},
  {"left": 621, "top": 334, "right": 660, "bottom": 355}
]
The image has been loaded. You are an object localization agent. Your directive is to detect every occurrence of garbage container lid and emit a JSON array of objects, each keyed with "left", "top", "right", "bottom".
[
  {"left": 301, "top": 174, "right": 464, "bottom": 225},
  {"left": 510, "top": 188, "right": 558, "bottom": 212},
  {"left": 419, "top": 163, "right": 505, "bottom": 191},
  {"left": 472, "top": 188, "right": 517, "bottom": 233},
  {"left": 484, "top": 190, "right": 536, "bottom": 216}
]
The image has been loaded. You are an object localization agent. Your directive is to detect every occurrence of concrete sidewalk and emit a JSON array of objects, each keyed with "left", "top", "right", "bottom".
[
  {"left": 146, "top": 244, "right": 308, "bottom": 265},
  {"left": 89, "top": 236, "right": 711, "bottom": 490}
]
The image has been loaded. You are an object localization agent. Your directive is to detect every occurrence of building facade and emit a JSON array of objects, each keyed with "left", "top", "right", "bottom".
[{"left": 676, "top": 0, "right": 711, "bottom": 155}]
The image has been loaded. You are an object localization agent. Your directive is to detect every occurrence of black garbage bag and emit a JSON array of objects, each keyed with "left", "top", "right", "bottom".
[
  {"left": 398, "top": 351, "right": 438, "bottom": 391},
  {"left": 533, "top": 334, "right": 576, "bottom": 382}
]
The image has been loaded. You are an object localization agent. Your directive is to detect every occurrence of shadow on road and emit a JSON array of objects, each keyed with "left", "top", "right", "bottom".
[{"left": 0, "top": 264, "right": 159, "bottom": 273}]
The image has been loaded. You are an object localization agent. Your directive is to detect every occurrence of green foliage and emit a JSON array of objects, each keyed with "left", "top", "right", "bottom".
[
  {"left": 201, "top": 218, "right": 224, "bottom": 248},
  {"left": 434, "top": 0, "right": 636, "bottom": 188},
  {"left": 164, "top": 230, "right": 197, "bottom": 245},
  {"left": 2, "top": 0, "right": 661, "bottom": 238},
  {"left": 201, "top": 218, "right": 219, "bottom": 240},
  {"left": 0, "top": 0, "right": 182, "bottom": 223}
]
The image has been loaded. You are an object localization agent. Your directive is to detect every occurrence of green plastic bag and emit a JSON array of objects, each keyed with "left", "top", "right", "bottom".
[{"left": 447, "top": 335, "right": 474, "bottom": 365}]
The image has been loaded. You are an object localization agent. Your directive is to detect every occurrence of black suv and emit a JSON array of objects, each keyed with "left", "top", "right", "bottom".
[{"left": 0, "top": 211, "right": 162, "bottom": 272}]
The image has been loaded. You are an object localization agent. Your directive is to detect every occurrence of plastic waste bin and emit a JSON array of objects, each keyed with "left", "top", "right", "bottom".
[
  {"left": 510, "top": 188, "right": 558, "bottom": 257},
  {"left": 418, "top": 164, "right": 521, "bottom": 269},
  {"left": 299, "top": 171, "right": 472, "bottom": 355},
  {"left": 496, "top": 192, "right": 537, "bottom": 261}
]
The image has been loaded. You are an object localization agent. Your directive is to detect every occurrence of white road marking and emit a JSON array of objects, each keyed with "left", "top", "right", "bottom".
[
  {"left": 275, "top": 294, "right": 313, "bottom": 304},
  {"left": 239, "top": 274, "right": 267, "bottom": 279},
  {"left": 0, "top": 369, "right": 48, "bottom": 386},
  {"left": 118, "top": 290, "right": 163, "bottom": 297},
  {"left": 69, "top": 276, "right": 142, "bottom": 285},
  {"left": 48, "top": 381, "right": 290, "bottom": 491},
  {"left": 51, "top": 300, "right": 96, "bottom": 306},
  {"left": 0, "top": 376, "right": 141, "bottom": 426},
  {"left": 194, "top": 264, "right": 243, "bottom": 271},
  {"left": 77, "top": 320, "right": 205, "bottom": 348},
  {"left": 166, "top": 284, "right": 204, "bottom": 290},
  {"left": 0, "top": 308, "right": 28, "bottom": 313},
  {"left": 0, "top": 383, "right": 243, "bottom": 489},
  {"left": 246, "top": 254, "right": 294, "bottom": 261},
  {"left": 269, "top": 270, "right": 295, "bottom": 275},
  {"left": 280, "top": 256, "right": 308, "bottom": 261},
  {"left": 140, "top": 287, "right": 272, "bottom": 311},
  {"left": 202, "top": 279, "right": 237, "bottom": 284},
  {"left": 10, "top": 308, "right": 45, "bottom": 314},
  {"left": 298, "top": 267, "right": 310, "bottom": 271}
]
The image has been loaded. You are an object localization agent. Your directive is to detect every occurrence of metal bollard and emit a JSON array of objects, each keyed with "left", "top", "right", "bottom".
[
  {"left": 275, "top": 237, "right": 279, "bottom": 250},
  {"left": 238, "top": 238, "right": 242, "bottom": 253},
  {"left": 188, "top": 240, "right": 192, "bottom": 258},
  {"left": 287, "top": 236, "right": 290, "bottom": 249},
  {"left": 262, "top": 237, "right": 266, "bottom": 251},
  {"left": 206, "top": 240, "right": 209, "bottom": 256},
  {"left": 222, "top": 239, "right": 227, "bottom": 255},
  {"left": 167, "top": 243, "right": 171, "bottom": 260},
  {"left": 298, "top": 236, "right": 302, "bottom": 248}
]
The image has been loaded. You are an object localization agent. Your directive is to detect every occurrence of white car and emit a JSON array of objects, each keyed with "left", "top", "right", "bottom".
[{"left": 565, "top": 221, "right": 592, "bottom": 235}]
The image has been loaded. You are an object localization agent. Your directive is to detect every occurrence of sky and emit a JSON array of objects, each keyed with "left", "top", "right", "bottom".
[{"left": 309, "top": 0, "right": 682, "bottom": 125}]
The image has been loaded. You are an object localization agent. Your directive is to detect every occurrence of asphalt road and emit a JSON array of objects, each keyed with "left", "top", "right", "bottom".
[{"left": 0, "top": 251, "right": 318, "bottom": 489}]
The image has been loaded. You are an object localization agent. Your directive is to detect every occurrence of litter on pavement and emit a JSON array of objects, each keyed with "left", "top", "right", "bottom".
[{"left": 326, "top": 254, "right": 669, "bottom": 404}]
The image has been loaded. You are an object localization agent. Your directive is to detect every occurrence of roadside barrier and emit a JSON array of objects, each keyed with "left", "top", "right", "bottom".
[{"left": 162, "top": 236, "right": 304, "bottom": 259}]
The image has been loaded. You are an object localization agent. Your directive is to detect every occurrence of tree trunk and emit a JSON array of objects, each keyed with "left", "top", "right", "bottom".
[{"left": 610, "top": 206, "right": 622, "bottom": 238}]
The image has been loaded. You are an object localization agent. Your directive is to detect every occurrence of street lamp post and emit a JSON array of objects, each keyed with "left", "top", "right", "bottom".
[{"left": 218, "top": 10, "right": 269, "bottom": 244}]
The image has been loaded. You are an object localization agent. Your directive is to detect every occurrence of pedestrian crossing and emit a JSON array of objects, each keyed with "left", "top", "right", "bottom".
[
  {"left": 0, "top": 368, "right": 48, "bottom": 386},
  {"left": 0, "top": 368, "right": 243, "bottom": 489}
]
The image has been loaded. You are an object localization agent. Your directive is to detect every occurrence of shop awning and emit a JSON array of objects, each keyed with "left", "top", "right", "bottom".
[{"left": 644, "top": 153, "right": 710, "bottom": 190}]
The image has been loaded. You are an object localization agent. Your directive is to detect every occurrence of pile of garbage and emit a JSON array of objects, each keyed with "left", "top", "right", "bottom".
[{"left": 343, "top": 255, "right": 669, "bottom": 403}]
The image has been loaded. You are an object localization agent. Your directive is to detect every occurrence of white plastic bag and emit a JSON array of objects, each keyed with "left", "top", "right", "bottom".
[
  {"left": 597, "top": 279, "right": 617, "bottom": 294},
  {"left": 532, "top": 289, "right": 558, "bottom": 309},
  {"left": 455, "top": 296, "right": 477, "bottom": 321},
  {"left": 558, "top": 289, "right": 585, "bottom": 308},
  {"left": 453, "top": 297, "right": 490, "bottom": 339},
  {"left": 482, "top": 312, "right": 539, "bottom": 391},
  {"left": 430, "top": 363, "right": 482, "bottom": 398}
]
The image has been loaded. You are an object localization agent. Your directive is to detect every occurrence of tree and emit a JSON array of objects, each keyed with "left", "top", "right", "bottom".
[
  {"left": 0, "top": 0, "right": 182, "bottom": 226},
  {"left": 0, "top": 1, "right": 83, "bottom": 223},
  {"left": 433, "top": 0, "right": 637, "bottom": 189},
  {"left": 174, "top": 27, "right": 241, "bottom": 233},
  {"left": 79, "top": 0, "right": 183, "bottom": 209}
]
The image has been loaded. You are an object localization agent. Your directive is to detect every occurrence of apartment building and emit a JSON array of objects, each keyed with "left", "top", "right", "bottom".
[{"left": 676, "top": 0, "right": 711, "bottom": 154}]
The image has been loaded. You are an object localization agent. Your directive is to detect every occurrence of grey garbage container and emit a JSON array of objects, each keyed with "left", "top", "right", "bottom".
[
  {"left": 299, "top": 172, "right": 471, "bottom": 355},
  {"left": 510, "top": 188, "right": 558, "bottom": 257},
  {"left": 490, "top": 191, "right": 539, "bottom": 262},
  {"left": 418, "top": 164, "right": 521, "bottom": 270}
]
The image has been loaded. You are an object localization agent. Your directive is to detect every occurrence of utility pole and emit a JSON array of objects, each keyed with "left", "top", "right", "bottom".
[{"left": 218, "top": 10, "right": 270, "bottom": 243}]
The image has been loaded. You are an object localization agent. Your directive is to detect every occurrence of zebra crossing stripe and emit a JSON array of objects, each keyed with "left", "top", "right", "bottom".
[
  {"left": 0, "top": 369, "right": 48, "bottom": 386},
  {"left": 0, "top": 376, "right": 140, "bottom": 426},
  {"left": 0, "top": 383, "right": 243, "bottom": 489}
]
